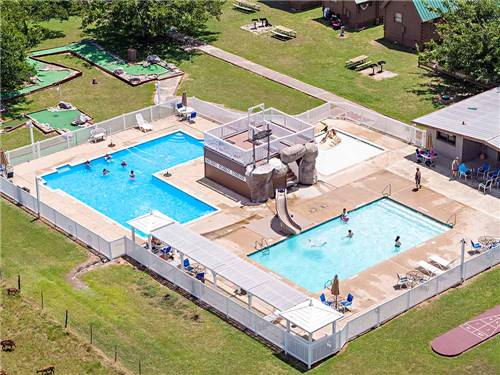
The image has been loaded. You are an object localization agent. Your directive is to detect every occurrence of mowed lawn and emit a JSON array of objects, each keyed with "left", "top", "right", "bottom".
[
  {"left": 1, "top": 296, "right": 122, "bottom": 374},
  {"left": 205, "top": 3, "right": 440, "bottom": 123},
  {"left": 1, "top": 199, "right": 499, "bottom": 374}
]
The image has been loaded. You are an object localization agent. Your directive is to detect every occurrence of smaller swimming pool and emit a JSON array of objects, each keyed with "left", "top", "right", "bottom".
[
  {"left": 316, "top": 130, "right": 384, "bottom": 175},
  {"left": 250, "top": 198, "right": 450, "bottom": 293}
]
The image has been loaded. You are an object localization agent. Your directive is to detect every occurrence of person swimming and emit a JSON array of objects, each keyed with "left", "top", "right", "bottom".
[
  {"left": 395, "top": 236, "right": 401, "bottom": 248},
  {"left": 347, "top": 230, "right": 353, "bottom": 238},
  {"left": 340, "top": 208, "right": 349, "bottom": 222},
  {"left": 129, "top": 170, "right": 136, "bottom": 179},
  {"left": 85, "top": 160, "right": 91, "bottom": 168},
  {"left": 120, "top": 160, "right": 127, "bottom": 167},
  {"left": 104, "top": 153, "right": 112, "bottom": 162},
  {"left": 308, "top": 239, "right": 327, "bottom": 247},
  {"left": 102, "top": 168, "right": 110, "bottom": 176}
]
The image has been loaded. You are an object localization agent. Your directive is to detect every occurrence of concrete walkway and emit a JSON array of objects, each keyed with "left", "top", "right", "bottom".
[
  {"left": 154, "top": 75, "right": 183, "bottom": 104},
  {"left": 198, "top": 45, "right": 348, "bottom": 104}
]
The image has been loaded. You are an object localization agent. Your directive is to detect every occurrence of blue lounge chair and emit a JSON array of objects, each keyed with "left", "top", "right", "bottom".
[
  {"left": 339, "top": 293, "right": 354, "bottom": 311},
  {"left": 188, "top": 111, "right": 197, "bottom": 123},
  {"left": 183, "top": 258, "right": 194, "bottom": 272},
  {"left": 320, "top": 293, "right": 332, "bottom": 306},
  {"left": 487, "top": 168, "right": 500, "bottom": 179},
  {"left": 477, "top": 162, "right": 490, "bottom": 178},
  {"left": 175, "top": 102, "right": 186, "bottom": 116},
  {"left": 470, "top": 240, "right": 482, "bottom": 251},
  {"left": 458, "top": 163, "right": 471, "bottom": 180}
]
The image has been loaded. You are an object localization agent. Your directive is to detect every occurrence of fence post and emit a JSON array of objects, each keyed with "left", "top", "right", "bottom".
[
  {"left": 40, "top": 291, "right": 44, "bottom": 310},
  {"left": 35, "top": 177, "right": 41, "bottom": 219},
  {"left": 122, "top": 115, "right": 126, "bottom": 130},
  {"left": 460, "top": 238, "right": 466, "bottom": 282},
  {"left": 376, "top": 307, "right": 381, "bottom": 327},
  {"left": 90, "top": 323, "right": 93, "bottom": 344},
  {"left": 114, "top": 345, "right": 117, "bottom": 363},
  {"left": 406, "top": 289, "right": 411, "bottom": 310},
  {"left": 36, "top": 141, "right": 41, "bottom": 158},
  {"left": 17, "top": 274, "right": 21, "bottom": 290},
  {"left": 64, "top": 310, "right": 69, "bottom": 328}
]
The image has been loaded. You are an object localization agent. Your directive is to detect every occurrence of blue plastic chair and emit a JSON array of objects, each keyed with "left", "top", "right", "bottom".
[
  {"left": 477, "top": 162, "right": 490, "bottom": 178},
  {"left": 195, "top": 272, "right": 205, "bottom": 283},
  {"left": 470, "top": 240, "right": 482, "bottom": 251},
  {"left": 458, "top": 163, "right": 471, "bottom": 180},
  {"left": 189, "top": 111, "right": 197, "bottom": 123},
  {"left": 340, "top": 293, "right": 353, "bottom": 311},
  {"left": 488, "top": 168, "right": 500, "bottom": 179},
  {"left": 183, "top": 259, "right": 194, "bottom": 272},
  {"left": 320, "top": 293, "right": 332, "bottom": 306},
  {"left": 161, "top": 246, "right": 172, "bottom": 256}
]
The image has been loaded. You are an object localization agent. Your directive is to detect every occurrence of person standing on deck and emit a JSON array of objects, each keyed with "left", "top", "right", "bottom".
[{"left": 415, "top": 167, "right": 422, "bottom": 190}]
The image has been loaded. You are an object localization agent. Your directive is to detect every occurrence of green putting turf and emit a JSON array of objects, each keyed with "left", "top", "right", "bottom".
[{"left": 28, "top": 108, "right": 84, "bottom": 131}]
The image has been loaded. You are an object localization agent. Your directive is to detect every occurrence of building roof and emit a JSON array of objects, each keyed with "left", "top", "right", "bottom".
[
  {"left": 413, "top": 87, "right": 500, "bottom": 151},
  {"left": 152, "top": 223, "right": 308, "bottom": 311},
  {"left": 127, "top": 210, "right": 174, "bottom": 236},
  {"left": 279, "top": 299, "right": 344, "bottom": 334},
  {"left": 354, "top": 0, "right": 371, "bottom": 4},
  {"left": 412, "top": 0, "right": 451, "bottom": 22}
]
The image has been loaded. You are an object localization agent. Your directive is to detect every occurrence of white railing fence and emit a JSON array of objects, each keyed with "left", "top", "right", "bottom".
[
  {"left": 189, "top": 97, "right": 244, "bottom": 124},
  {"left": 1, "top": 173, "right": 498, "bottom": 369}
]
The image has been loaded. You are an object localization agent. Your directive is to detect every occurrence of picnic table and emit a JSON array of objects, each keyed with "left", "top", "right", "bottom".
[
  {"left": 347, "top": 55, "right": 368, "bottom": 65},
  {"left": 233, "top": 0, "right": 260, "bottom": 12},
  {"left": 272, "top": 25, "right": 297, "bottom": 39}
]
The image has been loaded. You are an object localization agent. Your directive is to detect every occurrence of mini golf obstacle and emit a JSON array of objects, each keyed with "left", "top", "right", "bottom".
[
  {"left": 27, "top": 102, "right": 92, "bottom": 135},
  {"left": 431, "top": 305, "right": 500, "bottom": 356}
]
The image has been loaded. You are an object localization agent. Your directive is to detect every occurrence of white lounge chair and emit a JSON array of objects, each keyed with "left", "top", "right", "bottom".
[
  {"left": 89, "top": 127, "right": 106, "bottom": 143},
  {"left": 395, "top": 273, "right": 411, "bottom": 289},
  {"left": 417, "top": 260, "right": 444, "bottom": 276},
  {"left": 478, "top": 178, "right": 494, "bottom": 194},
  {"left": 428, "top": 255, "right": 456, "bottom": 270},
  {"left": 136, "top": 113, "right": 152, "bottom": 132}
]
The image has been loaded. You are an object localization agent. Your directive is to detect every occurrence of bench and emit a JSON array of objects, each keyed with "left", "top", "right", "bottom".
[
  {"left": 354, "top": 61, "right": 373, "bottom": 71},
  {"left": 233, "top": 0, "right": 260, "bottom": 12},
  {"left": 271, "top": 26, "right": 297, "bottom": 40},
  {"left": 345, "top": 55, "right": 368, "bottom": 69}
]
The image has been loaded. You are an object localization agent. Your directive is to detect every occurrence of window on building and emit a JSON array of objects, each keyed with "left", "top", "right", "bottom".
[
  {"left": 436, "top": 131, "right": 456, "bottom": 145},
  {"left": 395, "top": 12, "right": 403, "bottom": 23}
]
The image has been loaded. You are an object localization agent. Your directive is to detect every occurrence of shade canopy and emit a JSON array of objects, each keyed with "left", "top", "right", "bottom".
[
  {"left": 127, "top": 210, "right": 174, "bottom": 236},
  {"left": 152, "top": 222, "right": 308, "bottom": 311},
  {"left": 279, "top": 299, "right": 344, "bottom": 334}
]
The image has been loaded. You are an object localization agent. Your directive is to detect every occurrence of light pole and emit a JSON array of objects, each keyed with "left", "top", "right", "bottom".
[{"left": 35, "top": 176, "right": 41, "bottom": 219}]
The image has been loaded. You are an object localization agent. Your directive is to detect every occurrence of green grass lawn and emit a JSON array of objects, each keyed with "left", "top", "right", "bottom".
[
  {"left": 203, "top": 3, "right": 443, "bottom": 123},
  {"left": 0, "top": 124, "right": 52, "bottom": 151},
  {"left": 1, "top": 198, "right": 499, "bottom": 374},
  {"left": 1, "top": 296, "right": 121, "bottom": 374},
  {"left": 35, "top": 16, "right": 85, "bottom": 50}
]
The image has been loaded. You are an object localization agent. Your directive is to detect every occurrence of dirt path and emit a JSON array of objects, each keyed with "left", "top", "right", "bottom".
[{"left": 65, "top": 255, "right": 127, "bottom": 289}]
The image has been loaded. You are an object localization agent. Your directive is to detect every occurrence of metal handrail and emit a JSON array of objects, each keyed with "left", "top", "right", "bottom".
[
  {"left": 446, "top": 213, "right": 457, "bottom": 227},
  {"left": 382, "top": 184, "right": 392, "bottom": 196}
]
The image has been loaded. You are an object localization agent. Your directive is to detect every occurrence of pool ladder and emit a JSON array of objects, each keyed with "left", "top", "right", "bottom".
[
  {"left": 446, "top": 213, "right": 457, "bottom": 227},
  {"left": 254, "top": 238, "right": 270, "bottom": 253},
  {"left": 382, "top": 184, "right": 392, "bottom": 197}
]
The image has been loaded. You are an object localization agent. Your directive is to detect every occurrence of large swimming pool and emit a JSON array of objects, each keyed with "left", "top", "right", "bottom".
[
  {"left": 250, "top": 198, "right": 449, "bottom": 292},
  {"left": 43, "top": 131, "right": 216, "bottom": 230}
]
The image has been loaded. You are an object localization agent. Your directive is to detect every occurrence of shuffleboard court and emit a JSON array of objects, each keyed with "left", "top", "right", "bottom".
[{"left": 431, "top": 305, "right": 500, "bottom": 356}]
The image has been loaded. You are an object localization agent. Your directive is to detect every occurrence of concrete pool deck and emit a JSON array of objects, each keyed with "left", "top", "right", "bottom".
[{"left": 11, "top": 112, "right": 500, "bottom": 337}]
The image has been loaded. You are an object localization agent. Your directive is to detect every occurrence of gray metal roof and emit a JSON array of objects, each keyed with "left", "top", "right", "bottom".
[
  {"left": 152, "top": 223, "right": 308, "bottom": 311},
  {"left": 413, "top": 87, "right": 500, "bottom": 151}
]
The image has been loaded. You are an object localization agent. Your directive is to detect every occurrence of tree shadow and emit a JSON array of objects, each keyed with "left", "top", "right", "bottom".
[{"left": 408, "top": 71, "right": 483, "bottom": 109}]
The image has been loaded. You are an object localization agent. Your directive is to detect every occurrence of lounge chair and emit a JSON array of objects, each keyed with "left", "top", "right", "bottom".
[
  {"left": 188, "top": 111, "right": 197, "bottom": 123},
  {"left": 395, "top": 273, "right": 410, "bottom": 289},
  {"left": 339, "top": 293, "right": 353, "bottom": 312},
  {"left": 183, "top": 258, "right": 194, "bottom": 272},
  {"left": 89, "top": 127, "right": 106, "bottom": 143},
  {"left": 478, "top": 178, "right": 494, "bottom": 194},
  {"left": 136, "top": 113, "right": 153, "bottom": 132},
  {"left": 417, "top": 260, "right": 444, "bottom": 276},
  {"left": 319, "top": 293, "right": 333, "bottom": 306},
  {"left": 175, "top": 103, "right": 186, "bottom": 117},
  {"left": 428, "top": 255, "right": 456, "bottom": 270},
  {"left": 458, "top": 163, "right": 472, "bottom": 180},
  {"left": 477, "top": 162, "right": 490, "bottom": 178},
  {"left": 470, "top": 240, "right": 482, "bottom": 251}
]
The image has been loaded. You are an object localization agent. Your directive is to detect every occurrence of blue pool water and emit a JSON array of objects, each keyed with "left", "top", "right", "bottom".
[
  {"left": 43, "top": 131, "right": 216, "bottom": 230},
  {"left": 250, "top": 199, "right": 449, "bottom": 292}
]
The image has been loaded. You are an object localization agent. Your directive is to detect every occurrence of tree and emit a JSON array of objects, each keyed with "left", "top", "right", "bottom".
[
  {"left": 80, "top": 0, "right": 224, "bottom": 41},
  {"left": 420, "top": 0, "right": 500, "bottom": 85},
  {"left": 0, "top": 0, "right": 75, "bottom": 93}
]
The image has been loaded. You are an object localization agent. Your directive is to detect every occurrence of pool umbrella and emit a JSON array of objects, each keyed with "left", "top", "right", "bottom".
[
  {"left": 182, "top": 91, "right": 188, "bottom": 107},
  {"left": 0, "top": 148, "right": 8, "bottom": 167},
  {"left": 331, "top": 275, "right": 340, "bottom": 309}
]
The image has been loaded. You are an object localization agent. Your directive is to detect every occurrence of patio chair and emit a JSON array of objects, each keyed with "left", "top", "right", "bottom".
[
  {"left": 195, "top": 271, "right": 205, "bottom": 283},
  {"left": 417, "top": 260, "right": 444, "bottom": 276},
  {"left": 487, "top": 168, "right": 500, "bottom": 179},
  {"left": 188, "top": 111, "right": 197, "bottom": 123},
  {"left": 89, "top": 127, "right": 106, "bottom": 143},
  {"left": 395, "top": 273, "right": 410, "bottom": 289},
  {"left": 183, "top": 258, "right": 194, "bottom": 272},
  {"left": 136, "top": 113, "right": 153, "bottom": 132},
  {"left": 319, "top": 293, "right": 333, "bottom": 306},
  {"left": 415, "top": 149, "right": 423, "bottom": 163},
  {"left": 477, "top": 162, "right": 490, "bottom": 178},
  {"left": 428, "top": 255, "right": 456, "bottom": 270},
  {"left": 478, "top": 178, "right": 494, "bottom": 194},
  {"left": 339, "top": 293, "right": 353, "bottom": 312},
  {"left": 458, "top": 163, "right": 472, "bottom": 180},
  {"left": 470, "top": 240, "right": 482, "bottom": 251},
  {"left": 175, "top": 102, "right": 186, "bottom": 117}
]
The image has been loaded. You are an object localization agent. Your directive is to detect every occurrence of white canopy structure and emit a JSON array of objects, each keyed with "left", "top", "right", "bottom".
[
  {"left": 279, "top": 299, "right": 344, "bottom": 340},
  {"left": 127, "top": 210, "right": 174, "bottom": 249},
  {"left": 152, "top": 222, "right": 308, "bottom": 311}
]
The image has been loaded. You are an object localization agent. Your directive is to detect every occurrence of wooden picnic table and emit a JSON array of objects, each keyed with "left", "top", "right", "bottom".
[
  {"left": 347, "top": 55, "right": 368, "bottom": 64},
  {"left": 272, "top": 25, "right": 297, "bottom": 39}
]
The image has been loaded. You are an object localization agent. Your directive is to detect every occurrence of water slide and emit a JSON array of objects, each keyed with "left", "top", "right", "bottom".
[{"left": 275, "top": 189, "right": 302, "bottom": 235}]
